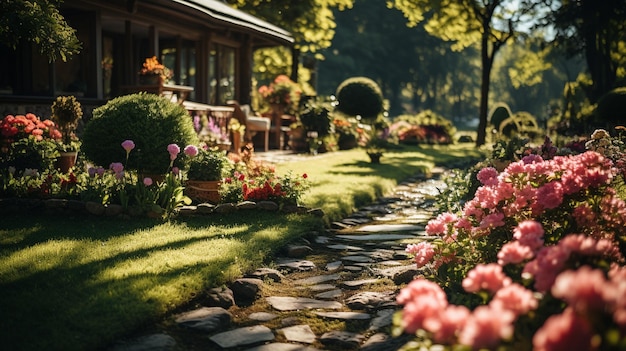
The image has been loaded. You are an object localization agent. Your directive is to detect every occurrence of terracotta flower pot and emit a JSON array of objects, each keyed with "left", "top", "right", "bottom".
[
  {"left": 56, "top": 151, "right": 78, "bottom": 173},
  {"left": 186, "top": 180, "right": 221, "bottom": 204}
]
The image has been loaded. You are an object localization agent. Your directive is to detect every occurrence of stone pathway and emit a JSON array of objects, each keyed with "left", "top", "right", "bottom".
[{"left": 108, "top": 168, "right": 447, "bottom": 351}]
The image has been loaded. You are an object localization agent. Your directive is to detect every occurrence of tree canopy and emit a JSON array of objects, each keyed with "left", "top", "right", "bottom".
[
  {"left": 0, "top": 0, "right": 81, "bottom": 61},
  {"left": 389, "top": 0, "right": 544, "bottom": 146},
  {"left": 545, "top": 0, "right": 626, "bottom": 103}
]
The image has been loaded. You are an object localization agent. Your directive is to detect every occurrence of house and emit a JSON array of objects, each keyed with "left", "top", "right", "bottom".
[{"left": 0, "top": 0, "right": 295, "bottom": 118}]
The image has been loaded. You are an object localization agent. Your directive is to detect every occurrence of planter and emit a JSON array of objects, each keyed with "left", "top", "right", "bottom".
[
  {"left": 367, "top": 152, "right": 382, "bottom": 164},
  {"left": 56, "top": 151, "right": 78, "bottom": 173},
  {"left": 186, "top": 180, "right": 221, "bottom": 204},
  {"left": 138, "top": 74, "right": 163, "bottom": 85}
]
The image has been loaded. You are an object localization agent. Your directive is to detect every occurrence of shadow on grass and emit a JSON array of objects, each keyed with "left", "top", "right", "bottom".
[{"left": 0, "top": 211, "right": 323, "bottom": 351}]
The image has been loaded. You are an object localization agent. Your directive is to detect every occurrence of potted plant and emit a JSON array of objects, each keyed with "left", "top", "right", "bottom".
[
  {"left": 51, "top": 95, "right": 83, "bottom": 172},
  {"left": 138, "top": 56, "right": 171, "bottom": 85},
  {"left": 185, "top": 147, "right": 230, "bottom": 203}
]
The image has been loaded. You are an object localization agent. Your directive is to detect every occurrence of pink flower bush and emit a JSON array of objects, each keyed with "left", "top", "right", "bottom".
[
  {"left": 397, "top": 141, "right": 626, "bottom": 350},
  {"left": 462, "top": 263, "right": 511, "bottom": 294}
]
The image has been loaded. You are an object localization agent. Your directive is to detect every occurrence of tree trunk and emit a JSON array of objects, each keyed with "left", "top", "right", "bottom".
[{"left": 476, "top": 32, "right": 492, "bottom": 147}]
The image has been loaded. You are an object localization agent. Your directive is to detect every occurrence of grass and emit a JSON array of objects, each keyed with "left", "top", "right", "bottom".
[{"left": 0, "top": 144, "right": 484, "bottom": 350}]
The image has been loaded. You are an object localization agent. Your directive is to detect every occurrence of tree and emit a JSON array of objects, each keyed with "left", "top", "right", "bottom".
[
  {"left": 545, "top": 0, "right": 626, "bottom": 103},
  {"left": 389, "top": 0, "right": 543, "bottom": 146},
  {"left": 226, "top": 0, "right": 354, "bottom": 83},
  {"left": 0, "top": 0, "right": 80, "bottom": 61}
]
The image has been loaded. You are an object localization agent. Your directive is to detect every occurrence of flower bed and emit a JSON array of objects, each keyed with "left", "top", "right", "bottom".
[{"left": 396, "top": 131, "right": 626, "bottom": 350}]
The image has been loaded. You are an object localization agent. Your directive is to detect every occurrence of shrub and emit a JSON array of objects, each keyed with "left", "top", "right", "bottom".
[
  {"left": 299, "top": 97, "right": 333, "bottom": 137},
  {"left": 595, "top": 86, "right": 626, "bottom": 129},
  {"left": 390, "top": 110, "right": 456, "bottom": 144},
  {"left": 335, "top": 77, "right": 383, "bottom": 120},
  {"left": 498, "top": 111, "right": 541, "bottom": 139},
  {"left": 82, "top": 93, "right": 199, "bottom": 174},
  {"left": 487, "top": 102, "right": 512, "bottom": 132}
]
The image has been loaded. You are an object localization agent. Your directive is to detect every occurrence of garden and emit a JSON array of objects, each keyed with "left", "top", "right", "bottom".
[{"left": 2, "top": 73, "right": 626, "bottom": 351}]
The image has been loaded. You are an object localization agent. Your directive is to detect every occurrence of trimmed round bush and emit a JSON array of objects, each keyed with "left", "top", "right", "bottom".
[
  {"left": 595, "top": 87, "right": 626, "bottom": 128},
  {"left": 488, "top": 102, "right": 513, "bottom": 132},
  {"left": 82, "top": 93, "right": 199, "bottom": 174},
  {"left": 335, "top": 77, "right": 384, "bottom": 120}
]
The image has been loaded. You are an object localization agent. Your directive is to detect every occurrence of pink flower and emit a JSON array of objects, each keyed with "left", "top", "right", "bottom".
[
  {"left": 523, "top": 245, "right": 571, "bottom": 292},
  {"left": 397, "top": 278, "right": 448, "bottom": 334},
  {"left": 167, "top": 143, "right": 180, "bottom": 160},
  {"left": 121, "top": 139, "right": 135, "bottom": 153},
  {"left": 458, "top": 305, "right": 514, "bottom": 350},
  {"left": 462, "top": 263, "right": 511, "bottom": 294},
  {"left": 406, "top": 242, "right": 435, "bottom": 268},
  {"left": 109, "top": 162, "right": 124, "bottom": 174},
  {"left": 537, "top": 181, "right": 564, "bottom": 210},
  {"left": 184, "top": 145, "right": 198, "bottom": 157},
  {"left": 513, "top": 220, "right": 545, "bottom": 250},
  {"left": 491, "top": 283, "right": 538, "bottom": 316},
  {"left": 533, "top": 308, "right": 595, "bottom": 351},
  {"left": 478, "top": 212, "right": 505, "bottom": 231},
  {"left": 476, "top": 167, "right": 499, "bottom": 186},
  {"left": 497, "top": 241, "right": 534, "bottom": 265},
  {"left": 423, "top": 305, "right": 470, "bottom": 343},
  {"left": 172, "top": 167, "right": 180, "bottom": 175},
  {"left": 143, "top": 177, "right": 153, "bottom": 186},
  {"left": 551, "top": 266, "right": 611, "bottom": 314}
]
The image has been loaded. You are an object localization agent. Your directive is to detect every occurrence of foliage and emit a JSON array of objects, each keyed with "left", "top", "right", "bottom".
[
  {"left": 82, "top": 93, "right": 199, "bottom": 174},
  {"left": 0, "top": 0, "right": 81, "bottom": 61},
  {"left": 332, "top": 114, "right": 364, "bottom": 150},
  {"left": 257, "top": 75, "right": 302, "bottom": 114},
  {"left": 335, "top": 76, "right": 384, "bottom": 120},
  {"left": 595, "top": 87, "right": 626, "bottom": 130},
  {"left": 397, "top": 130, "right": 626, "bottom": 350},
  {"left": 0, "top": 137, "right": 60, "bottom": 174},
  {"left": 221, "top": 148, "right": 310, "bottom": 205},
  {"left": 299, "top": 96, "right": 334, "bottom": 137},
  {"left": 390, "top": 0, "right": 543, "bottom": 146},
  {"left": 186, "top": 147, "right": 230, "bottom": 181},
  {"left": 488, "top": 102, "right": 513, "bottom": 133},
  {"left": 548, "top": 74, "right": 597, "bottom": 137},
  {"left": 498, "top": 111, "right": 541, "bottom": 139},
  {"left": 546, "top": 0, "right": 626, "bottom": 102},
  {"left": 51, "top": 95, "right": 83, "bottom": 150},
  {"left": 390, "top": 110, "right": 456, "bottom": 145}
]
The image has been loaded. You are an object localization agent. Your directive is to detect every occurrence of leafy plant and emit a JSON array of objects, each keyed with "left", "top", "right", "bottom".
[
  {"left": 186, "top": 148, "right": 230, "bottom": 181},
  {"left": 82, "top": 93, "right": 199, "bottom": 174},
  {"left": 299, "top": 97, "right": 333, "bottom": 137},
  {"left": 51, "top": 95, "right": 83, "bottom": 151},
  {"left": 335, "top": 76, "right": 384, "bottom": 120}
]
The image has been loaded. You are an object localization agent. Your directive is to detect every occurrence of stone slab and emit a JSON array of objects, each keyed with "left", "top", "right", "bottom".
[
  {"left": 336, "top": 234, "right": 418, "bottom": 241},
  {"left": 315, "top": 311, "right": 371, "bottom": 320},
  {"left": 315, "top": 289, "right": 343, "bottom": 300},
  {"left": 209, "top": 325, "right": 274, "bottom": 348},
  {"left": 294, "top": 273, "right": 340, "bottom": 285},
  {"left": 279, "top": 324, "right": 316, "bottom": 344},
  {"left": 355, "top": 224, "right": 424, "bottom": 232},
  {"left": 245, "top": 343, "right": 321, "bottom": 351},
  {"left": 266, "top": 296, "right": 342, "bottom": 311}
]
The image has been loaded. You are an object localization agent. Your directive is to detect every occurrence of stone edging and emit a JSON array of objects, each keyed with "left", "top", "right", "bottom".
[{"left": 0, "top": 197, "right": 324, "bottom": 219}]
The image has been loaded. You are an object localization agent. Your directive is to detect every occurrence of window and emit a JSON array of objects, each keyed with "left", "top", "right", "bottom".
[{"left": 208, "top": 44, "right": 236, "bottom": 105}]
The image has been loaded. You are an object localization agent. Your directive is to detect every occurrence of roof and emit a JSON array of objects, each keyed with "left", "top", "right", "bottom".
[{"left": 171, "top": 0, "right": 294, "bottom": 46}]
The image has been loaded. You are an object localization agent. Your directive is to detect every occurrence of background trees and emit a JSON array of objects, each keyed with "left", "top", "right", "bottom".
[{"left": 0, "top": 0, "right": 80, "bottom": 61}]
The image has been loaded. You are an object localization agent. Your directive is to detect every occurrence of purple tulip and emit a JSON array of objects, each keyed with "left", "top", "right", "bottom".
[
  {"left": 143, "top": 177, "right": 153, "bottom": 186},
  {"left": 121, "top": 140, "right": 135, "bottom": 153},
  {"left": 184, "top": 145, "right": 199, "bottom": 157},
  {"left": 167, "top": 143, "right": 180, "bottom": 161}
]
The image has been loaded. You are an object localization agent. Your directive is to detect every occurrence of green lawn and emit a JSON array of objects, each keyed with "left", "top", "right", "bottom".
[{"left": 0, "top": 145, "right": 484, "bottom": 350}]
